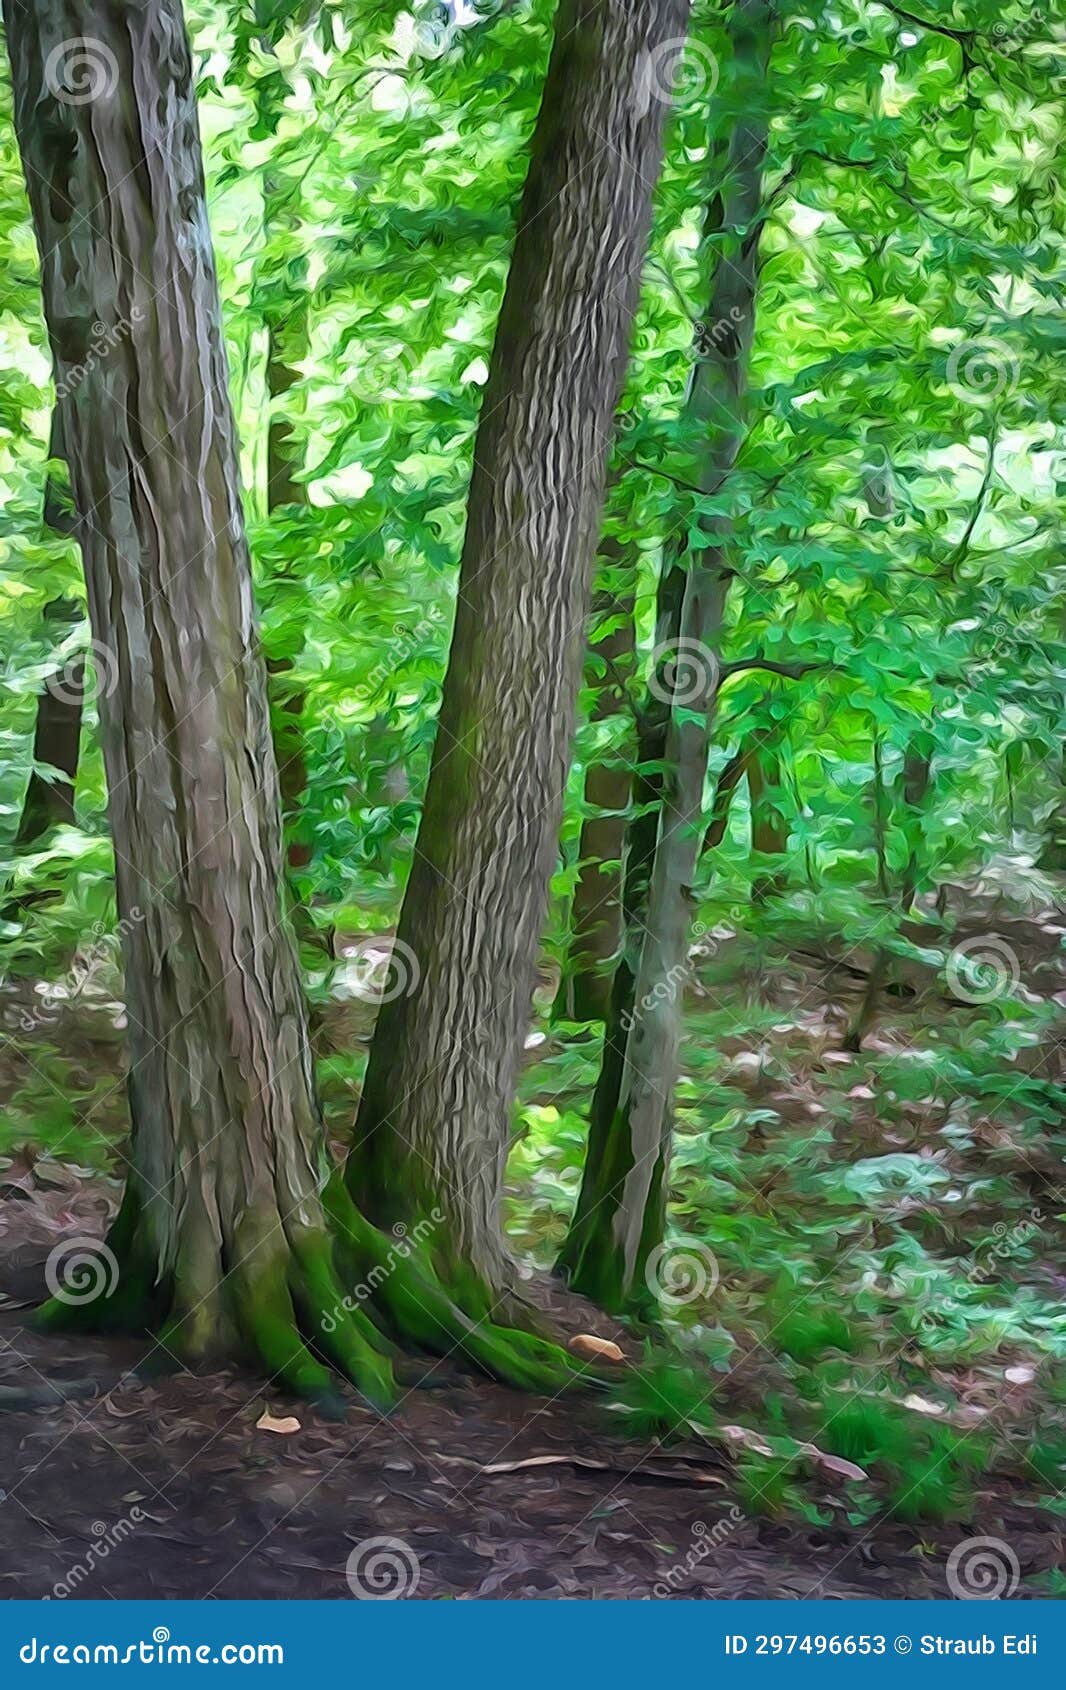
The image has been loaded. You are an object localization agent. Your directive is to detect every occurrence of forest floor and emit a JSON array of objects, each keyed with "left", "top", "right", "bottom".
[{"left": 0, "top": 868, "right": 1063, "bottom": 1599}]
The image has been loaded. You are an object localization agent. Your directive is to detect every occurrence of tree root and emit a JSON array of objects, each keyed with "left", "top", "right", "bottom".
[{"left": 34, "top": 1173, "right": 584, "bottom": 1410}]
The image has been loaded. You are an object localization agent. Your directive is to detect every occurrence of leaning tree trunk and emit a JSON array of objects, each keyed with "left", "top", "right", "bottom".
[
  {"left": 559, "top": 0, "right": 776, "bottom": 1312},
  {"left": 555, "top": 536, "right": 637, "bottom": 1023},
  {"left": 5, "top": 0, "right": 573, "bottom": 1404},
  {"left": 347, "top": 0, "right": 690, "bottom": 1298}
]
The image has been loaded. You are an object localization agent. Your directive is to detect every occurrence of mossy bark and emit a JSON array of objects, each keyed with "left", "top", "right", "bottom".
[{"left": 346, "top": 0, "right": 689, "bottom": 1294}]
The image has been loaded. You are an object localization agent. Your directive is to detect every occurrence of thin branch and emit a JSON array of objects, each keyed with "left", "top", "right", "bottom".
[{"left": 720, "top": 657, "right": 823, "bottom": 682}]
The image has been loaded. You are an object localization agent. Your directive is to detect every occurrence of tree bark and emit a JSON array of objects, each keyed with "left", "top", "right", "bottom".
[
  {"left": 748, "top": 724, "right": 789, "bottom": 902},
  {"left": 558, "top": 0, "right": 776, "bottom": 1312},
  {"left": 263, "top": 308, "right": 313, "bottom": 879},
  {"left": 556, "top": 536, "right": 637, "bottom": 1023},
  {"left": 899, "top": 729, "right": 934, "bottom": 911},
  {"left": 701, "top": 742, "right": 751, "bottom": 856},
  {"left": 346, "top": 0, "right": 690, "bottom": 1297},
  {"left": 13, "top": 412, "right": 82, "bottom": 853}
]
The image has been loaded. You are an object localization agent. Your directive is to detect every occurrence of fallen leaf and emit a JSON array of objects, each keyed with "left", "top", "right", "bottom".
[
  {"left": 719, "top": 1424, "right": 774, "bottom": 1457},
  {"left": 256, "top": 1410, "right": 301, "bottom": 1435},
  {"left": 797, "top": 1443, "right": 868, "bottom": 1482},
  {"left": 1004, "top": 1365, "right": 1036, "bottom": 1385},
  {"left": 567, "top": 1334, "right": 625, "bottom": 1364},
  {"left": 903, "top": 1393, "right": 946, "bottom": 1417}
]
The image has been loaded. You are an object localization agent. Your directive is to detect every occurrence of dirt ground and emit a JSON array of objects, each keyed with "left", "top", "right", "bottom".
[{"left": 0, "top": 1222, "right": 1058, "bottom": 1602}]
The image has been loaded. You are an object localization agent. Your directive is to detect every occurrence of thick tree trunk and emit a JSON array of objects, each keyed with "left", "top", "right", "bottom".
[
  {"left": 347, "top": 0, "right": 690, "bottom": 1296},
  {"left": 556, "top": 537, "right": 637, "bottom": 1023},
  {"left": 559, "top": 0, "right": 775, "bottom": 1312},
  {"left": 4, "top": 0, "right": 356, "bottom": 1383}
]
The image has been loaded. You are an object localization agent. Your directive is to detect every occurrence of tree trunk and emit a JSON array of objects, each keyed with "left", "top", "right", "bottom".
[
  {"left": 260, "top": 140, "right": 313, "bottom": 881},
  {"left": 14, "top": 610, "right": 82, "bottom": 848},
  {"left": 5, "top": 0, "right": 575, "bottom": 1403},
  {"left": 1039, "top": 746, "right": 1066, "bottom": 871},
  {"left": 13, "top": 412, "right": 82, "bottom": 853},
  {"left": 558, "top": 0, "right": 775, "bottom": 1312},
  {"left": 748, "top": 725, "right": 789, "bottom": 902},
  {"left": 346, "top": 0, "right": 690, "bottom": 1298},
  {"left": 556, "top": 537, "right": 637, "bottom": 1023},
  {"left": 263, "top": 311, "right": 313, "bottom": 880},
  {"left": 701, "top": 742, "right": 751, "bottom": 856},
  {"left": 899, "top": 730, "right": 934, "bottom": 911},
  {"left": 872, "top": 730, "right": 890, "bottom": 897}
]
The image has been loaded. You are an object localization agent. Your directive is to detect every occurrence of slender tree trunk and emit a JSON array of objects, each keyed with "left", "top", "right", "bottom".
[
  {"left": 346, "top": 0, "right": 690, "bottom": 1298},
  {"left": 702, "top": 742, "right": 750, "bottom": 855},
  {"left": 556, "top": 537, "right": 637, "bottom": 1022},
  {"left": 899, "top": 730, "right": 933, "bottom": 911},
  {"left": 258, "top": 143, "right": 314, "bottom": 882},
  {"left": 14, "top": 610, "right": 82, "bottom": 848},
  {"left": 13, "top": 412, "right": 82, "bottom": 852},
  {"left": 872, "top": 730, "right": 890, "bottom": 897},
  {"left": 263, "top": 311, "right": 313, "bottom": 880},
  {"left": 559, "top": 0, "right": 775, "bottom": 1312},
  {"left": 748, "top": 725, "right": 789, "bottom": 902},
  {"left": 1039, "top": 746, "right": 1066, "bottom": 871}
]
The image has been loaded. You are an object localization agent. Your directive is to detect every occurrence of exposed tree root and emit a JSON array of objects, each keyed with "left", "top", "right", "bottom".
[{"left": 35, "top": 1174, "right": 584, "bottom": 1411}]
